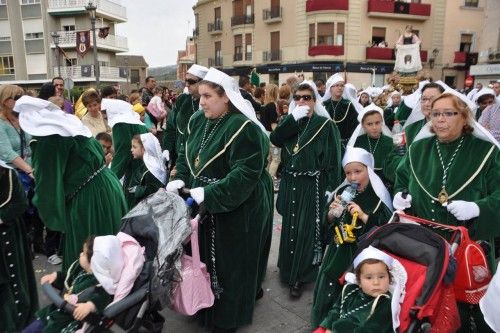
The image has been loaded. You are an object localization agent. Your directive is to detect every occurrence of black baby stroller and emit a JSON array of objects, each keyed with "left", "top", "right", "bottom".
[
  {"left": 347, "top": 211, "right": 463, "bottom": 333},
  {"left": 42, "top": 190, "right": 192, "bottom": 332}
]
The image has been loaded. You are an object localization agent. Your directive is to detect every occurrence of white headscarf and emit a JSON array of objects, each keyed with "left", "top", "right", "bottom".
[
  {"left": 102, "top": 98, "right": 144, "bottom": 128},
  {"left": 335, "top": 146, "right": 393, "bottom": 211},
  {"left": 480, "top": 262, "right": 500, "bottom": 332},
  {"left": 472, "top": 87, "right": 496, "bottom": 105},
  {"left": 203, "top": 67, "right": 267, "bottom": 135},
  {"left": 466, "top": 88, "right": 479, "bottom": 101},
  {"left": 343, "top": 83, "right": 363, "bottom": 114},
  {"left": 140, "top": 133, "right": 167, "bottom": 184},
  {"left": 322, "top": 73, "right": 345, "bottom": 102},
  {"left": 403, "top": 80, "right": 430, "bottom": 110},
  {"left": 91, "top": 235, "right": 124, "bottom": 295},
  {"left": 404, "top": 80, "right": 449, "bottom": 128},
  {"left": 413, "top": 89, "right": 500, "bottom": 149},
  {"left": 386, "top": 90, "right": 403, "bottom": 108},
  {"left": 347, "top": 103, "right": 393, "bottom": 148},
  {"left": 187, "top": 64, "right": 209, "bottom": 79},
  {"left": 345, "top": 245, "right": 407, "bottom": 332},
  {"left": 15, "top": 96, "right": 91, "bottom": 137},
  {"left": 288, "top": 80, "right": 331, "bottom": 119}
]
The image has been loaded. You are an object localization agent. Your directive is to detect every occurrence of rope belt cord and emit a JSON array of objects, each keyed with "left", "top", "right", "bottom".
[
  {"left": 195, "top": 174, "right": 223, "bottom": 299},
  {"left": 283, "top": 169, "right": 323, "bottom": 265},
  {"left": 65, "top": 164, "right": 106, "bottom": 202}
]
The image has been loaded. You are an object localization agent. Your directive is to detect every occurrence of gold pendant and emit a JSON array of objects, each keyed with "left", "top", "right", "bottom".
[
  {"left": 438, "top": 187, "right": 449, "bottom": 205},
  {"left": 194, "top": 155, "right": 200, "bottom": 168},
  {"left": 293, "top": 144, "right": 299, "bottom": 153}
]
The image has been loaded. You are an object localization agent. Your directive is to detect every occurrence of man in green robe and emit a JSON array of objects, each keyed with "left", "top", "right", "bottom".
[
  {"left": 163, "top": 64, "right": 208, "bottom": 172},
  {"left": 167, "top": 68, "right": 273, "bottom": 331},
  {"left": 0, "top": 161, "right": 39, "bottom": 332},
  {"left": 271, "top": 82, "right": 342, "bottom": 297}
]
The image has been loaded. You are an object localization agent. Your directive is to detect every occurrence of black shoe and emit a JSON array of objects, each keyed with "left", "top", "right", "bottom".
[
  {"left": 289, "top": 282, "right": 303, "bottom": 298},
  {"left": 212, "top": 327, "right": 236, "bottom": 333},
  {"left": 255, "top": 287, "right": 264, "bottom": 300}
]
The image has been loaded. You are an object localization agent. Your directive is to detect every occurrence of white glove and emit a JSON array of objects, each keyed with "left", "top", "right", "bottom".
[
  {"left": 166, "top": 179, "right": 185, "bottom": 193},
  {"left": 162, "top": 150, "right": 170, "bottom": 162},
  {"left": 190, "top": 187, "right": 204, "bottom": 204},
  {"left": 447, "top": 200, "right": 480, "bottom": 221},
  {"left": 393, "top": 192, "right": 412, "bottom": 211},
  {"left": 291, "top": 105, "right": 309, "bottom": 121},
  {"left": 325, "top": 190, "right": 334, "bottom": 204}
]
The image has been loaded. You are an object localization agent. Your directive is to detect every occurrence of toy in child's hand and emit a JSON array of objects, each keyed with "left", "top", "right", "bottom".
[{"left": 334, "top": 212, "right": 359, "bottom": 245}]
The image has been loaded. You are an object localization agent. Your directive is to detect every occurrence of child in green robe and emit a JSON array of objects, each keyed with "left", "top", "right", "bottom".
[
  {"left": 316, "top": 246, "right": 398, "bottom": 333},
  {"left": 23, "top": 235, "right": 124, "bottom": 333},
  {"left": 126, "top": 133, "right": 167, "bottom": 208}
]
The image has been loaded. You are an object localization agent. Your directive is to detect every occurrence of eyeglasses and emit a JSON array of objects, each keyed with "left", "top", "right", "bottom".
[
  {"left": 430, "top": 111, "right": 459, "bottom": 118},
  {"left": 185, "top": 78, "right": 199, "bottom": 85},
  {"left": 292, "top": 94, "right": 313, "bottom": 101},
  {"left": 421, "top": 97, "right": 437, "bottom": 103}
]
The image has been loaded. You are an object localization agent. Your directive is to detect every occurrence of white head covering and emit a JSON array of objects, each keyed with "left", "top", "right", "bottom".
[
  {"left": 347, "top": 103, "right": 393, "bottom": 148},
  {"left": 139, "top": 133, "right": 167, "bottom": 184},
  {"left": 403, "top": 80, "right": 430, "bottom": 110},
  {"left": 187, "top": 64, "right": 209, "bottom": 79},
  {"left": 404, "top": 80, "right": 449, "bottom": 129},
  {"left": 345, "top": 245, "right": 407, "bottom": 331},
  {"left": 358, "top": 89, "right": 373, "bottom": 105},
  {"left": 322, "top": 73, "right": 345, "bottom": 102},
  {"left": 413, "top": 89, "right": 500, "bottom": 149},
  {"left": 288, "top": 80, "right": 331, "bottom": 119},
  {"left": 480, "top": 262, "right": 500, "bottom": 332},
  {"left": 386, "top": 90, "right": 403, "bottom": 108},
  {"left": 472, "top": 87, "right": 496, "bottom": 105},
  {"left": 203, "top": 67, "right": 267, "bottom": 135},
  {"left": 15, "top": 96, "right": 91, "bottom": 137},
  {"left": 343, "top": 83, "right": 363, "bottom": 114},
  {"left": 102, "top": 98, "right": 144, "bottom": 128},
  {"left": 337, "top": 146, "right": 393, "bottom": 211},
  {"left": 466, "top": 88, "right": 479, "bottom": 101},
  {"left": 91, "top": 235, "right": 124, "bottom": 295}
]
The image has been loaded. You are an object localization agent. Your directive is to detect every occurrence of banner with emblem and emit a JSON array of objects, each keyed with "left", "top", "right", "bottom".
[{"left": 76, "top": 30, "right": 91, "bottom": 58}]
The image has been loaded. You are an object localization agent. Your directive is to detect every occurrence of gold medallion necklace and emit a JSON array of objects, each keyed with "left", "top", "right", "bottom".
[
  {"left": 293, "top": 117, "right": 311, "bottom": 153},
  {"left": 435, "top": 136, "right": 465, "bottom": 205}
]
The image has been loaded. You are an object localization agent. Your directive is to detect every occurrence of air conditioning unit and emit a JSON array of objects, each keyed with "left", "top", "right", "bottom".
[{"left": 495, "top": 52, "right": 500, "bottom": 60}]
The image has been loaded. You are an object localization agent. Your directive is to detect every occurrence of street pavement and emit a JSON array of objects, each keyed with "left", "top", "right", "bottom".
[{"left": 34, "top": 208, "right": 315, "bottom": 333}]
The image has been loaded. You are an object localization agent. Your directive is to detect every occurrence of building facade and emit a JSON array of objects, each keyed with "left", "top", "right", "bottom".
[
  {"left": 192, "top": 0, "right": 494, "bottom": 89},
  {"left": 177, "top": 36, "right": 196, "bottom": 80},
  {"left": 0, "top": 0, "right": 129, "bottom": 87},
  {"left": 116, "top": 54, "right": 148, "bottom": 94}
]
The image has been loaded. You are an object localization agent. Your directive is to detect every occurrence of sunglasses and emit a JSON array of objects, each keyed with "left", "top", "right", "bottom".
[
  {"left": 185, "top": 78, "right": 199, "bottom": 85},
  {"left": 292, "top": 94, "right": 313, "bottom": 101}
]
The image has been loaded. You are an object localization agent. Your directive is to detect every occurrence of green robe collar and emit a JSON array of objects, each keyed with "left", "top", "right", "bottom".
[{"left": 284, "top": 115, "right": 331, "bottom": 156}]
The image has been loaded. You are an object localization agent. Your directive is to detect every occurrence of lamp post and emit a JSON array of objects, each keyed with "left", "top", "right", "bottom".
[
  {"left": 50, "top": 31, "right": 61, "bottom": 77},
  {"left": 85, "top": 1, "right": 99, "bottom": 87}
]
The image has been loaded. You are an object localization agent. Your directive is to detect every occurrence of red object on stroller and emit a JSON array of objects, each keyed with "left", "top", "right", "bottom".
[{"left": 350, "top": 212, "right": 462, "bottom": 333}]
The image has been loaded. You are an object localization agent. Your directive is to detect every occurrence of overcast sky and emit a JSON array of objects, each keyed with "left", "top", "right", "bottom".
[{"left": 115, "top": 0, "right": 197, "bottom": 68}]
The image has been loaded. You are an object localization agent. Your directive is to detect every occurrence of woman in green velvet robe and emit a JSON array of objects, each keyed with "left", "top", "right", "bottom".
[
  {"left": 0, "top": 161, "right": 39, "bottom": 332},
  {"left": 166, "top": 68, "right": 273, "bottom": 333},
  {"left": 15, "top": 96, "right": 127, "bottom": 271},
  {"left": 271, "top": 81, "right": 342, "bottom": 298},
  {"left": 394, "top": 92, "right": 500, "bottom": 333},
  {"left": 311, "top": 147, "right": 393, "bottom": 328}
]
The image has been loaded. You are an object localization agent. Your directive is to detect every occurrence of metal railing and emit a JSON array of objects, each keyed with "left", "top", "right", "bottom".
[
  {"left": 233, "top": 53, "right": 243, "bottom": 61},
  {"left": 208, "top": 57, "right": 223, "bottom": 67},
  {"left": 52, "top": 65, "right": 125, "bottom": 80},
  {"left": 47, "top": 0, "right": 127, "bottom": 20},
  {"left": 208, "top": 20, "right": 223, "bottom": 32},
  {"left": 231, "top": 14, "right": 254, "bottom": 26},
  {"left": 51, "top": 30, "right": 128, "bottom": 51},
  {"left": 263, "top": 50, "right": 282, "bottom": 62},
  {"left": 263, "top": 6, "right": 282, "bottom": 20}
]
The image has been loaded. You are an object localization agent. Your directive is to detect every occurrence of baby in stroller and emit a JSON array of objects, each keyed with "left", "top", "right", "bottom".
[
  {"left": 24, "top": 233, "right": 144, "bottom": 333},
  {"left": 316, "top": 246, "right": 406, "bottom": 333}
]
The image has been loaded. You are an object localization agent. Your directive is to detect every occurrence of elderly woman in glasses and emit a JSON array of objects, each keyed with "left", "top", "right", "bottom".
[
  {"left": 394, "top": 92, "right": 500, "bottom": 332},
  {"left": 166, "top": 68, "right": 273, "bottom": 333},
  {"left": 271, "top": 81, "right": 342, "bottom": 298}
]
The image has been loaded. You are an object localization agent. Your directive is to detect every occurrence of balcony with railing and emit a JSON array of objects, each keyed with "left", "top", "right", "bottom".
[
  {"left": 234, "top": 53, "right": 243, "bottom": 61},
  {"left": 52, "top": 65, "right": 126, "bottom": 81},
  {"left": 306, "top": 0, "right": 349, "bottom": 12},
  {"left": 47, "top": 0, "right": 127, "bottom": 23},
  {"left": 263, "top": 50, "right": 282, "bottom": 62},
  {"left": 50, "top": 30, "right": 128, "bottom": 52},
  {"left": 367, "top": 0, "right": 431, "bottom": 21},
  {"left": 365, "top": 47, "right": 427, "bottom": 62},
  {"left": 309, "top": 44, "right": 344, "bottom": 56},
  {"left": 231, "top": 14, "right": 255, "bottom": 27},
  {"left": 208, "top": 57, "right": 223, "bottom": 67},
  {"left": 208, "top": 20, "right": 223, "bottom": 35},
  {"left": 245, "top": 52, "right": 252, "bottom": 61},
  {"left": 263, "top": 6, "right": 282, "bottom": 23}
]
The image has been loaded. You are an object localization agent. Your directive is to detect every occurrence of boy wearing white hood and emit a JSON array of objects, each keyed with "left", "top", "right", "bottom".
[{"left": 25, "top": 235, "right": 124, "bottom": 333}]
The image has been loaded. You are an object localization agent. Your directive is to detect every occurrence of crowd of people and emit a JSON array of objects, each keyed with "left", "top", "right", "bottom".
[{"left": 0, "top": 66, "right": 499, "bottom": 333}]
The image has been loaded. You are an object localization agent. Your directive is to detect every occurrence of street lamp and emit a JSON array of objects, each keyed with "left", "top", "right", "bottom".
[
  {"left": 50, "top": 31, "right": 61, "bottom": 77},
  {"left": 85, "top": 1, "right": 99, "bottom": 87}
]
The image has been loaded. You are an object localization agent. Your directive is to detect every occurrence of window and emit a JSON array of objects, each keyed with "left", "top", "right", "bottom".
[
  {"left": 99, "top": 61, "right": 109, "bottom": 67},
  {"left": 309, "top": 24, "right": 315, "bottom": 48},
  {"left": 336, "top": 23, "right": 344, "bottom": 46},
  {"left": 460, "top": 33, "right": 473, "bottom": 52},
  {"left": 25, "top": 32, "right": 43, "bottom": 39},
  {"left": 0, "top": 56, "right": 15, "bottom": 75},
  {"left": 63, "top": 25, "right": 75, "bottom": 31},
  {"left": 464, "top": 0, "right": 478, "bottom": 7},
  {"left": 0, "top": 0, "right": 6, "bottom": 5},
  {"left": 0, "top": 36, "right": 10, "bottom": 41},
  {"left": 371, "top": 27, "right": 386, "bottom": 46},
  {"left": 21, "top": 0, "right": 40, "bottom": 4},
  {"left": 65, "top": 58, "right": 77, "bottom": 66},
  {"left": 245, "top": 33, "right": 252, "bottom": 60},
  {"left": 131, "top": 69, "right": 140, "bottom": 84},
  {"left": 234, "top": 34, "right": 242, "bottom": 61},
  {"left": 317, "top": 23, "right": 334, "bottom": 45}
]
